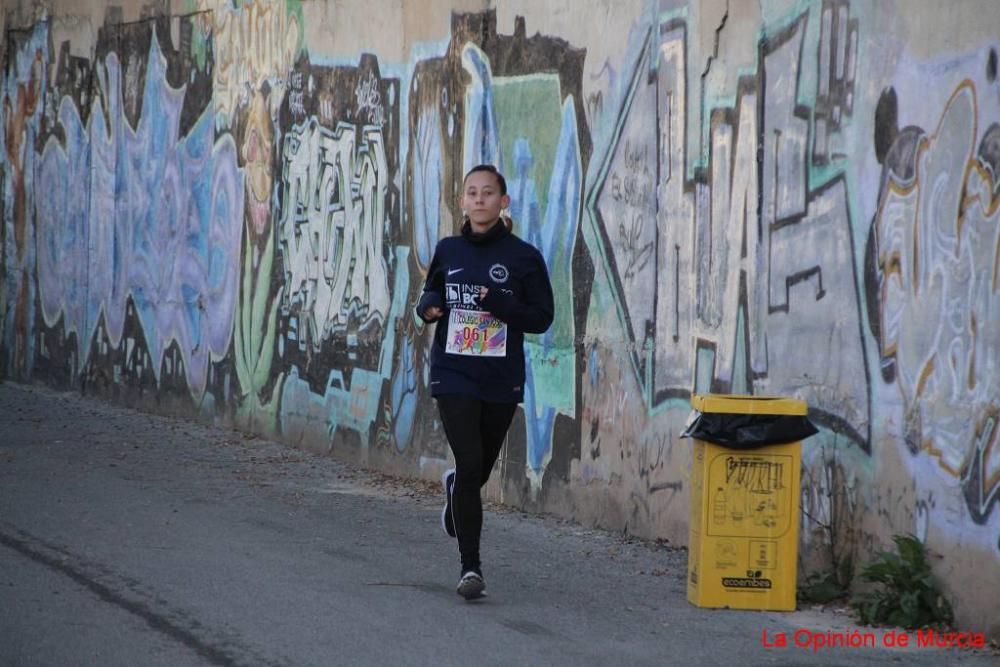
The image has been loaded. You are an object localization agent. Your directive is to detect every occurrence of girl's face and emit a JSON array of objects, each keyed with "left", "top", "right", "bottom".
[{"left": 461, "top": 171, "right": 510, "bottom": 231}]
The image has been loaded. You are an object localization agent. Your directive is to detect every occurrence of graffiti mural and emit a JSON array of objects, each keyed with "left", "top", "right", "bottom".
[
  {"left": 586, "top": 7, "right": 869, "bottom": 449},
  {"left": 2, "top": 24, "right": 47, "bottom": 379},
  {"left": 233, "top": 87, "right": 283, "bottom": 432},
  {"left": 198, "top": 0, "right": 301, "bottom": 129},
  {"left": 32, "top": 20, "right": 241, "bottom": 401},
  {"left": 279, "top": 120, "right": 391, "bottom": 346},
  {"left": 275, "top": 54, "right": 402, "bottom": 450},
  {"left": 812, "top": 0, "right": 857, "bottom": 165},
  {"left": 870, "top": 70, "right": 1000, "bottom": 523}
]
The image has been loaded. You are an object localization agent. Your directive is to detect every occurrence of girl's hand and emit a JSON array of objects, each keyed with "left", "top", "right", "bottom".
[
  {"left": 423, "top": 306, "right": 444, "bottom": 322},
  {"left": 479, "top": 287, "right": 489, "bottom": 301}
]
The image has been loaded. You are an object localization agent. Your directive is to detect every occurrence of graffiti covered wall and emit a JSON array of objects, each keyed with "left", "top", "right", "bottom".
[{"left": 2, "top": 0, "right": 997, "bottom": 635}]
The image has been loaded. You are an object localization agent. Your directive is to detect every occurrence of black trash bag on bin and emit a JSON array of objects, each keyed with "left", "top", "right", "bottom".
[{"left": 681, "top": 411, "right": 818, "bottom": 449}]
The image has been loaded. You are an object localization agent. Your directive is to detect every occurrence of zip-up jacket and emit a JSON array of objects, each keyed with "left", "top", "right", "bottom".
[{"left": 416, "top": 218, "right": 554, "bottom": 403}]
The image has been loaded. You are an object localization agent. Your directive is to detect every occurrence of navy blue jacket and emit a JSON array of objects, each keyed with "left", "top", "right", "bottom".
[{"left": 416, "top": 219, "right": 554, "bottom": 403}]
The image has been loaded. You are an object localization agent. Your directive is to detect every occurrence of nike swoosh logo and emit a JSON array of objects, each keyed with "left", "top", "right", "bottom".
[{"left": 447, "top": 268, "right": 463, "bottom": 276}]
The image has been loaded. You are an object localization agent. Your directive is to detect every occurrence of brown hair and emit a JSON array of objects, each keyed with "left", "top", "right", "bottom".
[{"left": 464, "top": 164, "right": 507, "bottom": 195}]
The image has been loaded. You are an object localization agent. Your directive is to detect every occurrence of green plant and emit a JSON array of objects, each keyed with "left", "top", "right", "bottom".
[
  {"left": 851, "top": 534, "right": 953, "bottom": 628},
  {"left": 234, "top": 224, "right": 284, "bottom": 435}
]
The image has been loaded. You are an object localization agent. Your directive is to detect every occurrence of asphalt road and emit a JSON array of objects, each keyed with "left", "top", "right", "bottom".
[{"left": 1, "top": 382, "right": 996, "bottom": 666}]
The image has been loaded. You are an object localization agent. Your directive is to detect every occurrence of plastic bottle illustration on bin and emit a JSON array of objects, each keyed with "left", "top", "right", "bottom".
[
  {"left": 713, "top": 488, "right": 727, "bottom": 525},
  {"left": 682, "top": 394, "right": 818, "bottom": 611}
]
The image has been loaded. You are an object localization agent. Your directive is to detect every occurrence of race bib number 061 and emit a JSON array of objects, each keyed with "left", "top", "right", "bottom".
[{"left": 445, "top": 308, "right": 507, "bottom": 357}]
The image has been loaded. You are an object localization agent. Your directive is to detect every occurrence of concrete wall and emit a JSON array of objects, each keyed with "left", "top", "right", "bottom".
[{"left": 2, "top": 0, "right": 997, "bottom": 636}]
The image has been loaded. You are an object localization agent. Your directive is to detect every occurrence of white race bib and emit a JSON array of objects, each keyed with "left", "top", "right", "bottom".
[{"left": 445, "top": 308, "right": 507, "bottom": 357}]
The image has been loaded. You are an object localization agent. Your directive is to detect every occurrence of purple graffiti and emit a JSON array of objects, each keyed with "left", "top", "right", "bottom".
[{"left": 35, "top": 33, "right": 242, "bottom": 397}]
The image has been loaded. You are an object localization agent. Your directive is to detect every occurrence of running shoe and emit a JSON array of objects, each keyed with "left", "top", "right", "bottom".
[{"left": 456, "top": 570, "right": 486, "bottom": 600}]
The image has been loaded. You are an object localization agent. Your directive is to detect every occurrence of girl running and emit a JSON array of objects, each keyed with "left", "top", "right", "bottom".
[{"left": 417, "top": 164, "right": 554, "bottom": 600}]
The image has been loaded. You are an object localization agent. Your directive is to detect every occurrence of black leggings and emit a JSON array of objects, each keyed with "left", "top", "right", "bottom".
[{"left": 436, "top": 394, "right": 517, "bottom": 573}]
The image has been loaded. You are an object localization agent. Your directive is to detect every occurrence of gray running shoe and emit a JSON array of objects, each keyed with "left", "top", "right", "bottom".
[{"left": 457, "top": 571, "right": 486, "bottom": 600}]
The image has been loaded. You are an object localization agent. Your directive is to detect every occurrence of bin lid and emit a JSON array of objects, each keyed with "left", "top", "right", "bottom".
[{"left": 690, "top": 394, "right": 808, "bottom": 416}]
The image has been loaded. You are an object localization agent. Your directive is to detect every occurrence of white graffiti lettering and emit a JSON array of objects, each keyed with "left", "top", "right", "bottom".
[{"left": 278, "top": 119, "right": 390, "bottom": 349}]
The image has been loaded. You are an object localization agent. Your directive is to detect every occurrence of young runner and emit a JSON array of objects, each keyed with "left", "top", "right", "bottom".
[{"left": 417, "top": 164, "right": 554, "bottom": 600}]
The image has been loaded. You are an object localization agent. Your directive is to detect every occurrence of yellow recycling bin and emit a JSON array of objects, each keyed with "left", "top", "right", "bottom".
[{"left": 683, "top": 394, "right": 816, "bottom": 611}]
